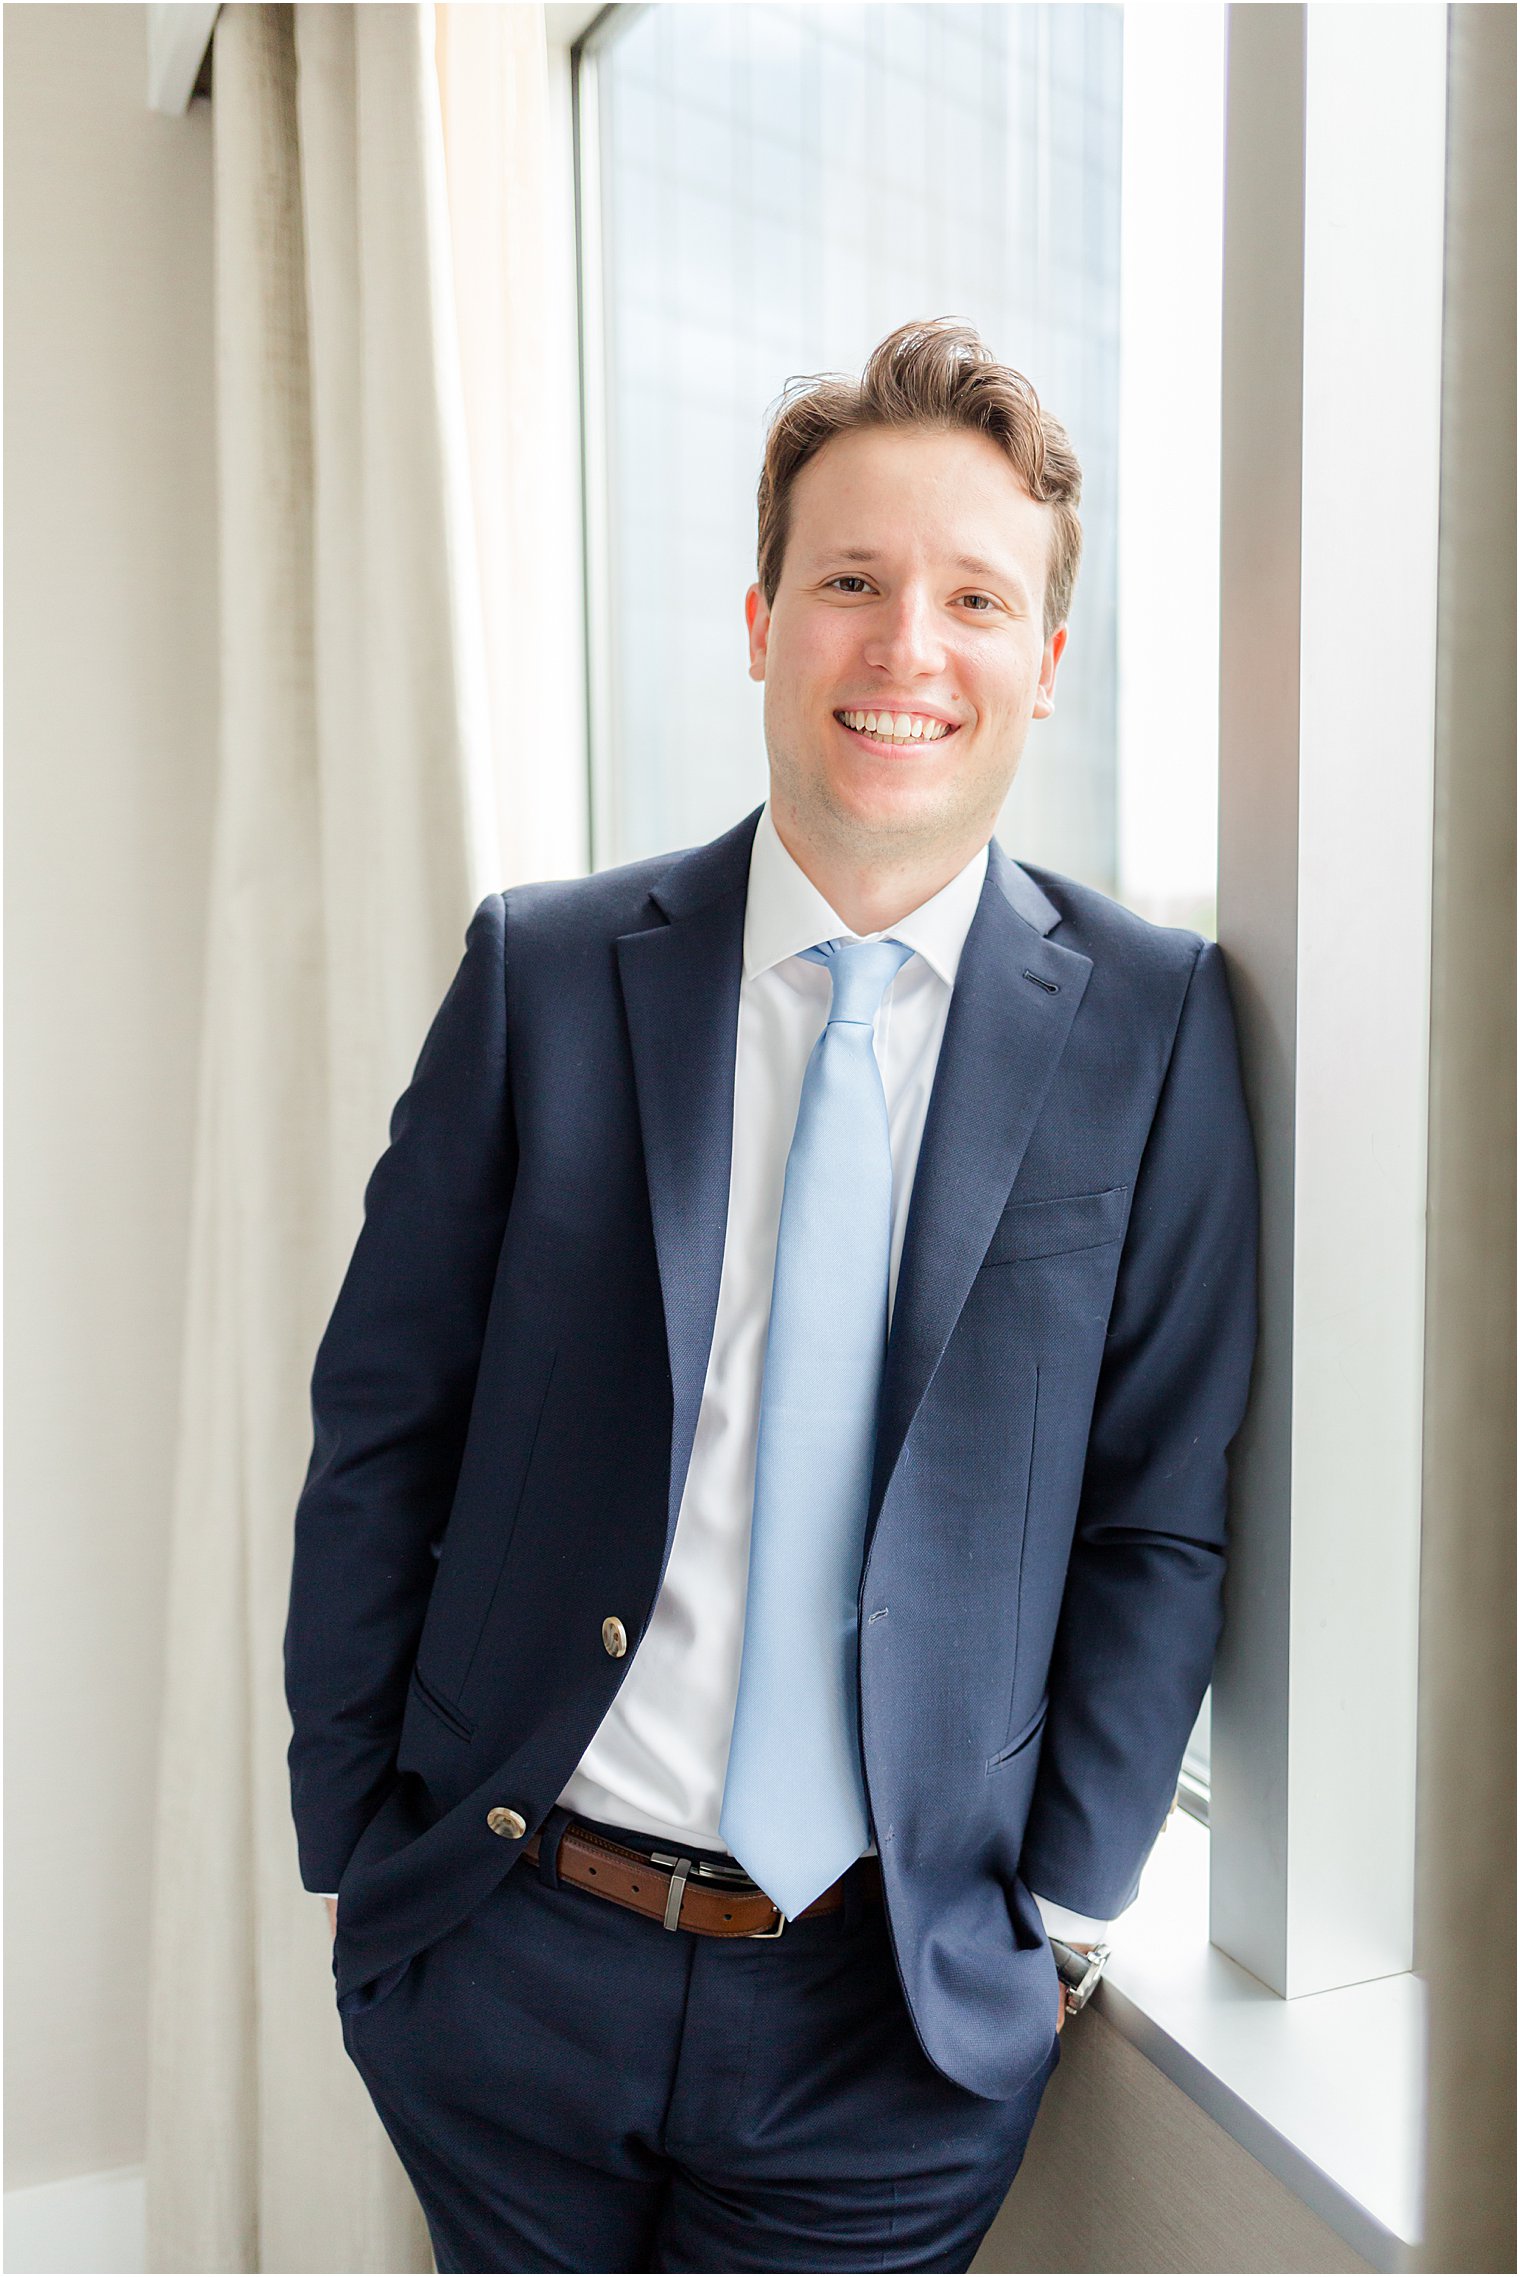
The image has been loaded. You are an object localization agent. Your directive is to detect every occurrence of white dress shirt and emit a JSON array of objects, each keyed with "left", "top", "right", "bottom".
[{"left": 555, "top": 803, "right": 1110, "bottom": 1944}]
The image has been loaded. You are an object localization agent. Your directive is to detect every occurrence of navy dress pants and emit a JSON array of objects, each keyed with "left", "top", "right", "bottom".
[{"left": 336, "top": 1812, "right": 1061, "bottom": 2274}]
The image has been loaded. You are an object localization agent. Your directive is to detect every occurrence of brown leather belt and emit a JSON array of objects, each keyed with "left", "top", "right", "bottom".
[{"left": 522, "top": 1819, "right": 883, "bottom": 1940}]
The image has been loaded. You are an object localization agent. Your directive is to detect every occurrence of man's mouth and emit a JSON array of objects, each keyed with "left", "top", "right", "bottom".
[{"left": 832, "top": 709, "right": 963, "bottom": 750}]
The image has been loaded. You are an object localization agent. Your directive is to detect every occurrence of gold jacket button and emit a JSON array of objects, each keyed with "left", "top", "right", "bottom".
[
  {"left": 601, "top": 1615, "right": 628, "bottom": 1658},
  {"left": 486, "top": 1806, "right": 527, "bottom": 1840}
]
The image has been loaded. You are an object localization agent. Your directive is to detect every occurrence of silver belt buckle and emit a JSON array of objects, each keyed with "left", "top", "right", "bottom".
[
  {"left": 649, "top": 1850, "right": 787, "bottom": 1936},
  {"left": 649, "top": 1854, "right": 693, "bottom": 1931}
]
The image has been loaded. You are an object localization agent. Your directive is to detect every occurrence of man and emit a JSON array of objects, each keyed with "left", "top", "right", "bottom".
[{"left": 285, "top": 317, "right": 1259, "bottom": 2273}]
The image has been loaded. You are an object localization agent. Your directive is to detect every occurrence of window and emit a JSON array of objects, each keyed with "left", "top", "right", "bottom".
[
  {"left": 577, "top": 0, "right": 1237, "bottom": 1812},
  {"left": 576, "top": 0, "right": 1226, "bottom": 1810}
]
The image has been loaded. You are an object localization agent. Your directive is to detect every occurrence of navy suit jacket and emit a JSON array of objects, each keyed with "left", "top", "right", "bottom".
[{"left": 284, "top": 802, "right": 1259, "bottom": 2102}]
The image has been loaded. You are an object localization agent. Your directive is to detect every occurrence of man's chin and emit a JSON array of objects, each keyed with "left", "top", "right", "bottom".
[
  {"left": 770, "top": 748, "right": 989, "bottom": 863},
  {"left": 816, "top": 776, "right": 966, "bottom": 854}
]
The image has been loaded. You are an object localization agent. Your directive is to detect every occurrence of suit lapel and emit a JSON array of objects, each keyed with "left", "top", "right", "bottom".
[
  {"left": 616, "top": 808, "right": 1095, "bottom": 1570},
  {"left": 867, "top": 838, "right": 1093, "bottom": 1541},
  {"left": 616, "top": 808, "right": 760, "bottom": 1558}
]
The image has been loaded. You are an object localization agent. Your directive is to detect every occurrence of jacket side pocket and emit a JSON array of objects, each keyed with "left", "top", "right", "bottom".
[
  {"left": 986, "top": 1693, "right": 1050, "bottom": 1774},
  {"left": 410, "top": 1661, "right": 477, "bottom": 1741}
]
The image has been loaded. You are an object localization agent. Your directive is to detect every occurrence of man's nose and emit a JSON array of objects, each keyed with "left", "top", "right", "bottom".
[{"left": 862, "top": 589, "right": 947, "bottom": 677}]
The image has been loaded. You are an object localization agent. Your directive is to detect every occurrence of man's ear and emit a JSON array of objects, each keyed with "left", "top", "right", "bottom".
[
  {"left": 746, "top": 584, "right": 770, "bottom": 683},
  {"left": 1032, "top": 623, "right": 1068, "bottom": 721}
]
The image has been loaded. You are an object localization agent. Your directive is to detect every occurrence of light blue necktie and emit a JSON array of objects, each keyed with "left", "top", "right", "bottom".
[{"left": 719, "top": 934, "right": 914, "bottom": 1918}]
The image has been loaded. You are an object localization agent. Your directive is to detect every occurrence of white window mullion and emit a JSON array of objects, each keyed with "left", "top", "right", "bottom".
[{"left": 1214, "top": 1, "right": 1447, "bottom": 2001}]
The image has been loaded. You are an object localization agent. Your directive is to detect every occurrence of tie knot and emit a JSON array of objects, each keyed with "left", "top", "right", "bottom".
[{"left": 802, "top": 935, "right": 914, "bottom": 1026}]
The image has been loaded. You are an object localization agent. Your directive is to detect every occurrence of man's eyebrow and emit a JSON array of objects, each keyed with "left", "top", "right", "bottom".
[
  {"left": 816, "top": 546, "right": 1030, "bottom": 598},
  {"left": 950, "top": 551, "right": 1030, "bottom": 594}
]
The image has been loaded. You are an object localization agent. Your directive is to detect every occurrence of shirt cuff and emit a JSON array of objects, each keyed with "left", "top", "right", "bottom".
[
  {"left": 1031, "top": 1890, "right": 1112, "bottom": 1943},
  {"left": 314, "top": 1892, "right": 338, "bottom": 1901}
]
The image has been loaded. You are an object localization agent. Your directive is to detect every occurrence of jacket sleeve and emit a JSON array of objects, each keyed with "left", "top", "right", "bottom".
[
  {"left": 283, "top": 892, "right": 516, "bottom": 1893},
  {"left": 1017, "top": 936, "right": 1260, "bottom": 1920}
]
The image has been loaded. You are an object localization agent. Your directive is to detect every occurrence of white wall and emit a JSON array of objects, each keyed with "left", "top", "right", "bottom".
[{"left": 3, "top": 3, "right": 217, "bottom": 2190}]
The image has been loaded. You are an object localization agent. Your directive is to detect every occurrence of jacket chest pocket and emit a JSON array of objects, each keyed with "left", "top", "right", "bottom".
[{"left": 981, "top": 1184, "right": 1130, "bottom": 1269}]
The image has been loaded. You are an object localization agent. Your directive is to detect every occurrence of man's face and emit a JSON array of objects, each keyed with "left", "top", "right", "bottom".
[{"left": 745, "top": 424, "right": 1067, "bottom": 867}]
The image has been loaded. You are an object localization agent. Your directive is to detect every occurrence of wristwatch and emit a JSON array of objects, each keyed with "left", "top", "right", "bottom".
[{"left": 1049, "top": 1936, "right": 1112, "bottom": 2015}]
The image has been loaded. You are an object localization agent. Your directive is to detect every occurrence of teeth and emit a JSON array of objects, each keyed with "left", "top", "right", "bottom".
[{"left": 838, "top": 710, "right": 952, "bottom": 744}]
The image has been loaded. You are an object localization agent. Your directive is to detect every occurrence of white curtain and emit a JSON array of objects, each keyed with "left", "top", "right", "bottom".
[{"left": 143, "top": 5, "right": 552, "bottom": 2266}]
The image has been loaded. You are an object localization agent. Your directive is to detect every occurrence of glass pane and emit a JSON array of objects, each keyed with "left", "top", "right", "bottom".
[{"left": 589, "top": 2, "right": 1124, "bottom": 887}]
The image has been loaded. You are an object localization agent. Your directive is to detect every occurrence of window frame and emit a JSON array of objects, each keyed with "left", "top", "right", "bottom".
[{"left": 565, "top": 3, "right": 641, "bottom": 873}]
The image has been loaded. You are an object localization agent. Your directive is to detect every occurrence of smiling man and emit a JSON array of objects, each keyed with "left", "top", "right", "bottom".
[
  {"left": 285, "top": 318, "right": 1260, "bottom": 2274},
  {"left": 750, "top": 418, "right": 1066, "bottom": 936}
]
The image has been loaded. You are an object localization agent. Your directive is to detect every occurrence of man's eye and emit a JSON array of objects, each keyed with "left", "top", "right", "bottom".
[
  {"left": 960, "top": 594, "right": 996, "bottom": 612},
  {"left": 828, "top": 576, "right": 873, "bottom": 594}
]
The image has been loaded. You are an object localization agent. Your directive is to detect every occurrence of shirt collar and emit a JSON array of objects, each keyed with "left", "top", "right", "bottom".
[{"left": 743, "top": 800, "right": 989, "bottom": 988}]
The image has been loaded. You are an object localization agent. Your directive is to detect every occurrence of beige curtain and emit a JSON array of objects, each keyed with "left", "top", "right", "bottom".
[{"left": 142, "top": 5, "right": 551, "bottom": 2266}]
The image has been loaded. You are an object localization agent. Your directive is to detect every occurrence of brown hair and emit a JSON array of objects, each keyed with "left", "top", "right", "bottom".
[{"left": 755, "top": 318, "right": 1083, "bottom": 642}]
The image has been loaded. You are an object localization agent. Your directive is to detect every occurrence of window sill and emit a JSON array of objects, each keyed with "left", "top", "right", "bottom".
[{"left": 1088, "top": 1809, "right": 1425, "bottom": 2273}]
